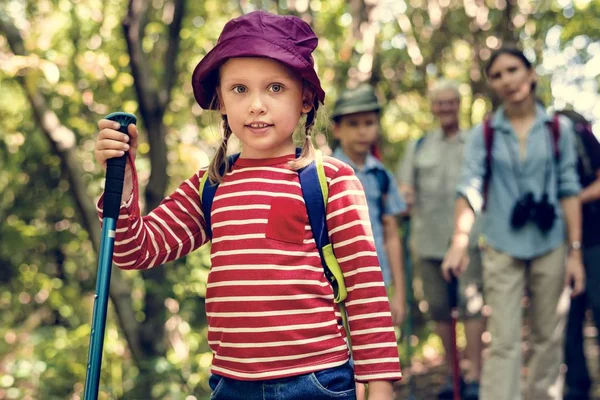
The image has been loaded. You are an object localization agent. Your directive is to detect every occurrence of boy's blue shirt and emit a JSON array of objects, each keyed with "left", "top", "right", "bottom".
[{"left": 332, "top": 147, "right": 406, "bottom": 286}]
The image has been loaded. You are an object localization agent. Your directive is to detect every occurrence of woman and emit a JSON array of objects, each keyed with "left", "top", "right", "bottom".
[{"left": 442, "top": 47, "right": 585, "bottom": 400}]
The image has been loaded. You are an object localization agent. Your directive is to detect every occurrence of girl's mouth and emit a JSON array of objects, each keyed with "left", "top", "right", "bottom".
[{"left": 247, "top": 123, "right": 272, "bottom": 128}]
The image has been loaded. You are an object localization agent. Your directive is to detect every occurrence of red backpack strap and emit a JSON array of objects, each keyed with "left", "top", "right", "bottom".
[
  {"left": 549, "top": 113, "right": 561, "bottom": 162},
  {"left": 482, "top": 116, "right": 494, "bottom": 211}
]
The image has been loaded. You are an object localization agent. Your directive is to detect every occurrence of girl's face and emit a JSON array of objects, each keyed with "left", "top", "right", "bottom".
[
  {"left": 487, "top": 53, "right": 536, "bottom": 106},
  {"left": 218, "top": 57, "right": 313, "bottom": 159}
]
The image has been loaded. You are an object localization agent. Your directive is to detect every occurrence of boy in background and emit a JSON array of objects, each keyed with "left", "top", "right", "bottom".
[{"left": 331, "top": 84, "right": 407, "bottom": 327}]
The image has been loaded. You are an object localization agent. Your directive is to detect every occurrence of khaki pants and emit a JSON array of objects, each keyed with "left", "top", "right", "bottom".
[
  {"left": 418, "top": 247, "right": 484, "bottom": 321},
  {"left": 481, "top": 245, "right": 567, "bottom": 400}
]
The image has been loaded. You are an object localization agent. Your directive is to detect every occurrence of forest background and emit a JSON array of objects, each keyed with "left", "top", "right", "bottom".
[{"left": 1, "top": 0, "right": 599, "bottom": 399}]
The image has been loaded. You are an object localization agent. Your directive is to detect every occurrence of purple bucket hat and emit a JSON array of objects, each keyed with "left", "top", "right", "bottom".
[{"left": 191, "top": 11, "right": 326, "bottom": 110}]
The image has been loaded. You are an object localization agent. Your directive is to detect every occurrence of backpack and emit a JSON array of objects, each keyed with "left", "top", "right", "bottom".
[
  {"left": 481, "top": 114, "right": 561, "bottom": 210},
  {"left": 570, "top": 119, "right": 600, "bottom": 240},
  {"left": 573, "top": 121, "right": 597, "bottom": 184},
  {"left": 198, "top": 149, "right": 348, "bottom": 306}
]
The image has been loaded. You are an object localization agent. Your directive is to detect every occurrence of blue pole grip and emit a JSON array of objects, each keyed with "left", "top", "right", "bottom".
[{"left": 83, "top": 112, "right": 136, "bottom": 400}]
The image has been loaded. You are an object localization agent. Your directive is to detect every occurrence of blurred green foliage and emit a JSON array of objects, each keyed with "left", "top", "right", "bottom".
[{"left": 0, "top": 0, "right": 598, "bottom": 398}]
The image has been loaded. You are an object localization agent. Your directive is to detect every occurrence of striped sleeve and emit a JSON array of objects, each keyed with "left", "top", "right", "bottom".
[
  {"left": 96, "top": 169, "right": 209, "bottom": 270},
  {"left": 324, "top": 158, "right": 402, "bottom": 382}
]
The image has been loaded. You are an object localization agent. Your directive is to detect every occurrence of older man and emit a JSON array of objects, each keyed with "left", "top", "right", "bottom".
[{"left": 397, "top": 81, "right": 484, "bottom": 400}]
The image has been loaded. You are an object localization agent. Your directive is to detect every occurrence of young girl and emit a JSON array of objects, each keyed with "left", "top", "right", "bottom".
[
  {"left": 94, "top": 11, "right": 401, "bottom": 400},
  {"left": 442, "top": 47, "right": 584, "bottom": 400}
]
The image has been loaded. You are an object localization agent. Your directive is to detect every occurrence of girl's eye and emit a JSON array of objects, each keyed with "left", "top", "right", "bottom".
[
  {"left": 269, "top": 84, "right": 283, "bottom": 93},
  {"left": 232, "top": 86, "right": 247, "bottom": 94}
]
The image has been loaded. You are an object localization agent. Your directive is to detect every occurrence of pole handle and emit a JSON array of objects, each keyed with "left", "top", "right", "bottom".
[
  {"left": 103, "top": 112, "right": 137, "bottom": 219},
  {"left": 448, "top": 274, "right": 459, "bottom": 309}
]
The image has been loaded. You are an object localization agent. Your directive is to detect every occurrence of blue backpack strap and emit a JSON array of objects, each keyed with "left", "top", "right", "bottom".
[
  {"left": 298, "top": 157, "right": 335, "bottom": 289},
  {"left": 374, "top": 169, "right": 390, "bottom": 195},
  {"left": 298, "top": 150, "right": 347, "bottom": 303},
  {"left": 367, "top": 168, "right": 390, "bottom": 222},
  {"left": 199, "top": 153, "right": 241, "bottom": 240}
]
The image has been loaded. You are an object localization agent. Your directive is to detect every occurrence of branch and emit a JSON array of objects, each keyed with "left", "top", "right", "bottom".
[
  {"left": 159, "top": 0, "right": 185, "bottom": 113},
  {"left": 501, "top": 0, "right": 517, "bottom": 45},
  {"left": 0, "top": 14, "right": 145, "bottom": 367},
  {"left": 123, "top": 0, "right": 158, "bottom": 119}
]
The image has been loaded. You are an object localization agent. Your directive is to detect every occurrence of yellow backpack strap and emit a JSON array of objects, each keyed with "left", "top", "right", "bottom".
[
  {"left": 315, "top": 150, "right": 329, "bottom": 203},
  {"left": 199, "top": 169, "right": 210, "bottom": 197}
]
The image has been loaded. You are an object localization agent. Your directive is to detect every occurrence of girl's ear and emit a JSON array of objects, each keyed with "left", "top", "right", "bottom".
[{"left": 301, "top": 88, "right": 315, "bottom": 114}]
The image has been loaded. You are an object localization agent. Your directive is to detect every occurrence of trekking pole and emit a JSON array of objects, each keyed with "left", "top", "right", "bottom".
[
  {"left": 401, "top": 216, "right": 418, "bottom": 400},
  {"left": 448, "top": 273, "right": 461, "bottom": 400},
  {"left": 83, "top": 112, "right": 137, "bottom": 400}
]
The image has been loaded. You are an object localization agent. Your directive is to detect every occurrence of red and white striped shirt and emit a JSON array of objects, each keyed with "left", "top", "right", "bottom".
[{"left": 97, "top": 153, "right": 402, "bottom": 383}]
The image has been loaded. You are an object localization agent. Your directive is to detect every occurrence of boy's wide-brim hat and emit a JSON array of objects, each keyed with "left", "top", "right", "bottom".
[
  {"left": 331, "top": 84, "right": 381, "bottom": 119},
  {"left": 192, "top": 11, "right": 326, "bottom": 110}
]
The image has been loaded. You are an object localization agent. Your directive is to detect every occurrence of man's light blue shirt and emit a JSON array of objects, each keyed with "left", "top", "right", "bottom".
[
  {"left": 457, "top": 105, "right": 581, "bottom": 259},
  {"left": 333, "top": 148, "right": 407, "bottom": 285}
]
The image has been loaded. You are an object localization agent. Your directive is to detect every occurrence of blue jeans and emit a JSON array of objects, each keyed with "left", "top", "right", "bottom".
[
  {"left": 209, "top": 361, "right": 356, "bottom": 400},
  {"left": 564, "top": 245, "right": 600, "bottom": 398}
]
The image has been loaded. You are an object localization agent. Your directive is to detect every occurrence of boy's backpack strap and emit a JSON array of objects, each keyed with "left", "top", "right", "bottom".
[
  {"left": 367, "top": 168, "right": 390, "bottom": 222},
  {"left": 373, "top": 169, "right": 390, "bottom": 196},
  {"left": 199, "top": 153, "right": 241, "bottom": 240},
  {"left": 482, "top": 116, "right": 495, "bottom": 211},
  {"left": 298, "top": 150, "right": 347, "bottom": 304}
]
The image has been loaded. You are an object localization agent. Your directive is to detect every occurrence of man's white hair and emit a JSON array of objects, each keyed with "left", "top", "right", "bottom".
[{"left": 429, "top": 79, "right": 461, "bottom": 102}]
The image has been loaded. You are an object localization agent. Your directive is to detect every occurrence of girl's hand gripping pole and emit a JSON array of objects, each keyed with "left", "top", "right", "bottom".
[{"left": 83, "top": 112, "right": 137, "bottom": 400}]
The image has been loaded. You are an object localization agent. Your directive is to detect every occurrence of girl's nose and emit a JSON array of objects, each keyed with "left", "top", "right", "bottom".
[{"left": 249, "top": 94, "right": 266, "bottom": 115}]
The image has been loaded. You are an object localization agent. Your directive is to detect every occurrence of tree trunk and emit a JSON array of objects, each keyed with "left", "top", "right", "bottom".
[
  {"left": 122, "top": 0, "right": 185, "bottom": 396},
  {"left": 0, "top": 12, "right": 146, "bottom": 368},
  {"left": 1, "top": 0, "right": 186, "bottom": 395}
]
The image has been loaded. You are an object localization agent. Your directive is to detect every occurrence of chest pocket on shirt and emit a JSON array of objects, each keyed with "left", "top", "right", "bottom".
[{"left": 265, "top": 196, "right": 306, "bottom": 244}]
